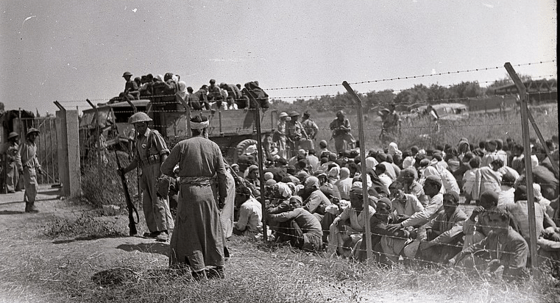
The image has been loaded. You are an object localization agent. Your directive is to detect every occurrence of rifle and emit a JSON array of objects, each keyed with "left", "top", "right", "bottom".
[{"left": 114, "top": 150, "right": 139, "bottom": 236}]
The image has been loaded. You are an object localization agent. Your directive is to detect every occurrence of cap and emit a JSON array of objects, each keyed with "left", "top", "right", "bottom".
[
  {"left": 8, "top": 132, "right": 19, "bottom": 140},
  {"left": 279, "top": 112, "right": 288, "bottom": 118},
  {"left": 288, "top": 111, "right": 300, "bottom": 117},
  {"left": 122, "top": 71, "right": 132, "bottom": 77},
  {"left": 26, "top": 128, "right": 40, "bottom": 136},
  {"left": 425, "top": 175, "right": 442, "bottom": 185},
  {"left": 248, "top": 165, "right": 259, "bottom": 173},
  {"left": 480, "top": 190, "right": 499, "bottom": 205}
]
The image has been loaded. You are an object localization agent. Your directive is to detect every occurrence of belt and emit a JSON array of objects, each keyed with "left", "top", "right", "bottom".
[
  {"left": 142, "top": 154, "right": 161, "bottom": 166},
  {"left": 179, "top": 176, "right": 215, "bottom": 186}
]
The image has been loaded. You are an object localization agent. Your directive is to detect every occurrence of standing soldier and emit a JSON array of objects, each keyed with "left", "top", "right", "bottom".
[
  {"left": 20, "top": 128, "right": 44, "bottom": 213},
  {"left": 286, "top": 111, "right": 308, "bottom": 157},
  {"left": 379, "top": 104, "right": 401, "bottom": 144},
  {"left": 275, "top": 112, "right": 290, "bottom": 159},
  {"left": 329, "top": 110, "right": 355, "bottom": 154},
  {"left": 120, "top": 112, "right": 173, "bottom": 242},
  {"left": 161, "top": 115, "right": 228, "bottom": 280},
  {"left": 1, "top": 132, "right": 23, "bottom": 193},
  {"left": 301, "top": 111, "right": 319, "bottom": 140}
]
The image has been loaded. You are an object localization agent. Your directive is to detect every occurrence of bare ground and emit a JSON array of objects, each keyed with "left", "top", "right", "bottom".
[{"left": 0, "top": 186, "right": 554, "bottom": 303}]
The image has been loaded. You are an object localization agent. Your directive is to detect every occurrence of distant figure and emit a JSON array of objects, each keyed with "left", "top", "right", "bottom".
[
  {"left": 1, "top": 132, "right": 23, "bottom": 193},
  {"left": 192, "top": 85, "right": 210, "bottom": 110},
  {"left": 379, "top": 104, "right": 401, "bottom": 143},
  {"left": 207, "top": 79, "right": 225, "bottom": 103},
  {"left": 109, "top": 71, "right": 140, "bottom": 103},
  {"left": 220, "top": 83, "right": 242, "bottom": 110},
  {"left": 301, "top": 111, "right": 319, "bottom": 140},
  {"left": 329, "top": 110, "right": 355, "bottom": 154},
  {"left": 20, "top": 128, "right": 44, "bottom": 212}
]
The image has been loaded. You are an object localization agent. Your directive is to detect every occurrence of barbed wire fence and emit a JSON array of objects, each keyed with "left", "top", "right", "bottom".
[{"left": 51, "top": 59, "right": 558, "bottom": 276}]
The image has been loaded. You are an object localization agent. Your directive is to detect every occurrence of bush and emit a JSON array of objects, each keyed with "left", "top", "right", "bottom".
[{"left": 81, "top": 151, "right": 140, "bottom": 209}]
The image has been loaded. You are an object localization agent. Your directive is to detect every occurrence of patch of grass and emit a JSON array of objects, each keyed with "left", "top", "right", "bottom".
[
  {"left": 43, "top": 211, "right": 128, "bottom": 240},
  {"left": 310, "top": 105, "right": 558, "bottom": 151},
  {"left": 80, "top": 151, "right": 140, "bottom": 209}
]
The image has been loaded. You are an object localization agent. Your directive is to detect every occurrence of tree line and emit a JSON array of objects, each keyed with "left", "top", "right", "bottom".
[{"left": 271, "top": 74, "right": 544, "bottom": 114}]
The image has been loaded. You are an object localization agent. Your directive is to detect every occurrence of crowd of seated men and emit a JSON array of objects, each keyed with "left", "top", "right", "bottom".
[{"left": 230, "top": 136, "right": 559, "bottom": 282}]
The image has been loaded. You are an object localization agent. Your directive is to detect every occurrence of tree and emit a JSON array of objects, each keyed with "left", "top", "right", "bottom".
[
  {"left": 448, "top": 81, "right": 484, "bottom": 99},
  {"left": 486, "top": 74, "right": 532, "bottom": 95}
]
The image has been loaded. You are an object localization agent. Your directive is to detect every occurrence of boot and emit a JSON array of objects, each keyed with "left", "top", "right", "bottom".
[
  {"left": 207, "top": 267, "right": 225, "bottom": 279},
  {"left": 191, "top": 270, "right": 207, "bottom": 281},
  {"left": 25, "top": 202, "right": 39, "bottom": 213}
]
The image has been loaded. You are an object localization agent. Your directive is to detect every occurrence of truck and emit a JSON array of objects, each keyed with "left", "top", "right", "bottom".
[{"left": 79, "top": 99, "right": 277, "bottom": 164}]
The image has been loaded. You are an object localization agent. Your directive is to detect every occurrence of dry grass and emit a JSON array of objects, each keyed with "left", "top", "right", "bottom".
[
  {"left": 1, "top": 206, "right": 558, "bottom": 303},
  {"left": 310, "top": 105, "right": 558, "bottom": 152}
]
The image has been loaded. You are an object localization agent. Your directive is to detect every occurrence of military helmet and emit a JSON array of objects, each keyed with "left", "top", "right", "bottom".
[
  {"left": 336, "top": 110, "right": 345, "bottom": 117},
  {"left": 128, "top": 112, "right": 152, "bottom": 124},
  {"left": 8, "top": 132, "right": 19, "bottom": 140}
]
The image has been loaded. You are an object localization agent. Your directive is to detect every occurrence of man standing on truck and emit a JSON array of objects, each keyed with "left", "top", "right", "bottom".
[
  {"left": 161, "top": 115, "right": 228, "bottom": 280},
  {"left": 329, "top": 110, "right": 355, "bottom": 154},
  {"left": 119, "top": 112, "right": 174, "bottom": 242},
  {"left": 20, "top": 128, "right": 44, "bottom": 212},
  {"left": 1, "top": 132, "right": 23, "bottom": 193}
]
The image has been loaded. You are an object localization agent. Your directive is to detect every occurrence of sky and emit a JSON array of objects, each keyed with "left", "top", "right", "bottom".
[{"left": 0, "top": 0, "right": 557, "bottom": 115}]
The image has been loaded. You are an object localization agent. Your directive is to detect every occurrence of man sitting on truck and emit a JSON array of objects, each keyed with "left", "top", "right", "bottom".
[
  {"left": 191, "top": 85, "right": 210, "bottom": 110},
  {"left": 108, "top": 71, "right": 140, "bottom": 104}
]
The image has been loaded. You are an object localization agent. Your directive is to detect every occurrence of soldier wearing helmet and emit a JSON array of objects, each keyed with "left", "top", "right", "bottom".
[
  {"left": 1, "top": 132, "right": 23, "bottom": 193},
  {"left": 19, "top": 128, "right": 44, "bottom": 212},
  {"left": 274, "top": 112, "right": 291, "bottom": 159},
  {"left": 120, "top": 112, "right": 173, "bottom": 242},
  {"left": 121, "top": 71, "right": 140, "bottom": 101},
  {"left": 301, "top": 111, "right": 319, "bottom": 140},
  {"left": 329, "top": 110, "right": 355, "bottom": 153},
  {"left": 286, "top": 111, "right": 309, "bottom": 157}
]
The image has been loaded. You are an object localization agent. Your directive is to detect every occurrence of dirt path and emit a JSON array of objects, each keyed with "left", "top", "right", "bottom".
[{"left": 0, "top": 186, "right": 169, "bottom": 303}]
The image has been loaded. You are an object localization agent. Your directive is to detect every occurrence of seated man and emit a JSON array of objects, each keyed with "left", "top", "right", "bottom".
[
  {"left": 301, "top": 176, "right": 332, "bottom": 221},
  {"left": 355, "top": 198, "right": 403, "bottom": 264},
  {"left": 449, "top": 208, "right": 529, "bottom": 282},
  {"left": 377, "top": 181, "right": 425, "bottom": 263},
  {"left": 416, "top": 191, "right": 467, "bottom": 265},
  {"left": 503, "top": 185, "right": 560, "bottom": 266},
  {"left": 327, "top": 183, "right": 375, "bottom": 257},
  {"left": 233, "top": 187, "right": 263, "bottom": 236},
  {"left": 268, "top": 196, "right": 323, "bottom": 252},
  {"left": 463, "top": 190, "right": 499, "bottom": 248}
]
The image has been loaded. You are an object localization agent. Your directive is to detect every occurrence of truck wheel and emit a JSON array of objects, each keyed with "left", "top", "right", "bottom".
[{"left": 237, "top": 139, "right": 258, "bottom": 157}]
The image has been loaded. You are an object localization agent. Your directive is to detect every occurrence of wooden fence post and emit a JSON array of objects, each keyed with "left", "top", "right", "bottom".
[
  {"left": 343, "top": 81, "right": 373, "bottom": 261},
  {"left": 504, "top": 62, "right": 538, "bottom": 271}
]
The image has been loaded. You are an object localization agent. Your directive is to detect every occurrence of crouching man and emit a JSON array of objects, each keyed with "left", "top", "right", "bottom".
[
  {"left": 268, "top": 195, "right": 323, "bottom": 252},
  {"left": 448, "top": 207, "right": 529, "bottom": 282}
]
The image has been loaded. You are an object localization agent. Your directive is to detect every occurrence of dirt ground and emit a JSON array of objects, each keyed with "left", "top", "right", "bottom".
[
  {"left": 0, "top": 186, "right": 548, "bottom": 303},
  {"left": 0, "top": 185, "right": 170, "bottom": 303}
]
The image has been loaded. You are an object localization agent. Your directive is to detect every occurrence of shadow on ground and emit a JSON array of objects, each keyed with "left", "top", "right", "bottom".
[
  {"left": 0, "top": 210, "right": 26, "bottom": 215},
  {"left": 117, "top": 242, "right": 169, "bottom": 257},
  {"left": 52, "top": 235, "right": 129, "bottom": 244}
]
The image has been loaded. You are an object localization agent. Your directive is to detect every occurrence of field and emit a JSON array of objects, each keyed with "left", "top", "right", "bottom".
[
  {"left": 1, "top": 195, "right": 559, "bottom": 303},
  {"left": 306, "top": 104, "right": 558, "bottom": 152}
]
